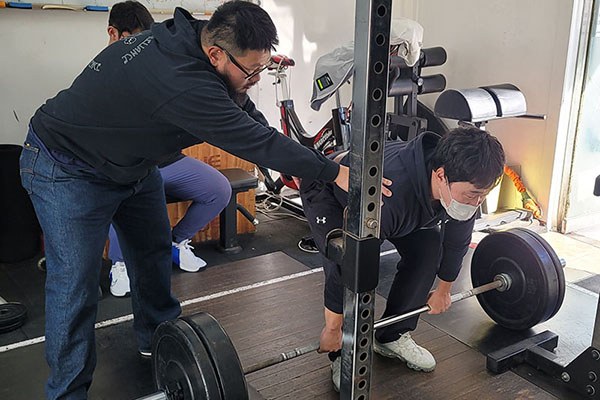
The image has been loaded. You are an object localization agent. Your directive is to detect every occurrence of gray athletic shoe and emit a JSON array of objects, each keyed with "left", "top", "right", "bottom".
[
  {"left": 374, "top": 332, "right": 436, "bottom": 372},
  {"left": 331, "top": 357, "right": 341, "bottom": 392}
]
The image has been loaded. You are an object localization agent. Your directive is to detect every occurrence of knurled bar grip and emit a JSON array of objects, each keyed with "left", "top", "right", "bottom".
[{"left": 243, "top": 342, "right": 321, "bottom": 374}]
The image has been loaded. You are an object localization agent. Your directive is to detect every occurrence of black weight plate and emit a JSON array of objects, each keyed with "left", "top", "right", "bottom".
[
  {"left": 152, "top": 319, "right": 222, "bottom": 400},
  {"left": 183, "top": 312, "right": 248, "bottom": 400},
  {"left": 0, "top": 303, "right": 27, "bottom": 332},
  {"left": 503, "top": 228, "right": 560, "bottom": 318},
  {"left": 471, "top": 229, "right": 561, "bottom": 330},
  {"left": 510, "top": 228, "right": 565, "bottom": 319}
]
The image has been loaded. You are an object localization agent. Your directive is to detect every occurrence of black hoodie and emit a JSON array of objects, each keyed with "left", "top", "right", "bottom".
[
  {"left": 334, "top": 132, "right": 474, "bottom": 282},
  {"left": 30, "top": 8, "right": 339, "bottom": 184}
]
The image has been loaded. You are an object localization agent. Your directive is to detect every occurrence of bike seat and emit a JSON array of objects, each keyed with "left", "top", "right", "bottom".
[{"left": 269, "top": 55, "right": 295, "bottom": 68}]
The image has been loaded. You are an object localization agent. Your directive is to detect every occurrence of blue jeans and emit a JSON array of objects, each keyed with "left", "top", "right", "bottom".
[{"left": 20, "top": 130, "right": 181, "bottom": 399}]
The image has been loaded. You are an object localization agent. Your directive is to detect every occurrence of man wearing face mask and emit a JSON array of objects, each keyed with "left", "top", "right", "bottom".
[{"left": 299, "top": 126, "right": 505, "bottom": 391}]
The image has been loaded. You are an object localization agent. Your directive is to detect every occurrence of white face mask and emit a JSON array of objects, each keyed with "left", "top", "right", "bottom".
[{"left": 439, "top": 181, "right": 479, "bottom": 221}]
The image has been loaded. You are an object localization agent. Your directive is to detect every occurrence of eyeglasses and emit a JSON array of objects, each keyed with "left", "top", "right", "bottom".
[{"left": 215, "top": 44, "right": 273, "bottom": 80}]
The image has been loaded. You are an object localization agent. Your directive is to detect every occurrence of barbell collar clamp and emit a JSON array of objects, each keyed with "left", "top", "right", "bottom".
[{"left": 494, "top": 273, "right": 512, "bottom": 292}]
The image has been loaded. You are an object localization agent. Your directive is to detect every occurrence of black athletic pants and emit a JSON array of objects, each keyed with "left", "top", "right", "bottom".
[{"left": 300, "top": 179, "right": 442, "bottom": 343}]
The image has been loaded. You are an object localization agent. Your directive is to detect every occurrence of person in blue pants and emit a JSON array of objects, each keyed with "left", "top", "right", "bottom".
[
  {"left": 105, "top": 1, "right": 231, "bottom": 297},
  {"left": 108, "top": 155, "right": 231, "bottom": 296}
]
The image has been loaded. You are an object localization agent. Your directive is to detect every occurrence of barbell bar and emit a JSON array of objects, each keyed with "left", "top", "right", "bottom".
[
  {"left": 243, "top": 274, "right": 509, "bottom": 375},
  {"left": 139, "top": 274, "right": 512, "bottom": 400},
  {"left": 139, "top": 228, "right": 566, "bottom": 400}
]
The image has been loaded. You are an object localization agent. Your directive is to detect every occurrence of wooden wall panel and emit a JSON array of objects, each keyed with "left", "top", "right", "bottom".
[{"left": 167, "top": 143, "right": 256, "bottom": 243}]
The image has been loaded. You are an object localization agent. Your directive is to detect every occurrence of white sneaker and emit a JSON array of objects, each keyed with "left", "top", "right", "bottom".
[
  {"left": 109, "top": 261, "right": 130, "bottom": 297},
  {"left": 374, "top": 332, "right": 436, "bottom": 372},
  {"left": 172, "top": 239, "right": 207, "bottom": 272},
  {"left": 331, "top": 357, "right": 341, "bottom": 392}
]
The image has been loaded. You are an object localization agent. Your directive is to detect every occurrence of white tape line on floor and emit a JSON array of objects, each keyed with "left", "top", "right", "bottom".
[
  {"left": 0, "top": 268, "right": 323, "bottom": 354},
  {"left": 1, "top": 249, "right": 399, "bottom": 353}
]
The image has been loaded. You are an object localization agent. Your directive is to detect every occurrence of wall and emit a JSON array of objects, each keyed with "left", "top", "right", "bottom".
[
  {"left": 0, "top": 3, "right": 355, "bottom": 145},
  {"left": 0, "top": 9, "right": 171, "bottom": 145},
  {"left": 0, "top": 10, "right": 103, "bottom": 144},
  {"left": 0, "top": 1, "right": 576, "bottom": 229},
  {"left": 250, "top": 0, "right": 355, "bottom": 136},
  {"left": 257, "top": 0, "right": 576, "bottom": 228},
  {"left": 409, "top": 0, "right": 575, "bottom": 228},
  {"left": 0, "top": 1, "right": 413, "bottom": 145}
]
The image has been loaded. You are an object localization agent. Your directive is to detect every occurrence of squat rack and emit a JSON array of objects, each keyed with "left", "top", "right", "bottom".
[{"left": 329, "top": 0, "right": 392, "bottom": 398}]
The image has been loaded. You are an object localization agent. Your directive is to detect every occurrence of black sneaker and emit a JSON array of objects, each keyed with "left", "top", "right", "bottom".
[
  {"left": 298, "top": 236, "right": 319, "bottom": 253},
  {"left": 139, "top": 349, "right": 152, "bottom": 358},
  {"left": 37, "top": 257, "right": 46, "bottom": 272}
]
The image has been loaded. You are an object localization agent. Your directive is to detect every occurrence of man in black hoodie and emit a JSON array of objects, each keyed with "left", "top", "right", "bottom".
[
  {"left": 104, "top": 2, "right": 232, "bottom": 299},
  {"left": 20, "top": 2, "right": 375, "bottom": 398},
  {"left": 300, "top": 126, "right": 505, "bottom": 391}
]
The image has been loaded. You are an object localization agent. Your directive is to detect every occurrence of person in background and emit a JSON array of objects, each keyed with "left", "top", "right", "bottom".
[
  {"left": 106, "top": 0, "right": 153, "bottom": 44},
  {"left": 105, "top": 1, "right": 231, "bottom": 298},
  {"left": 300, "top": 126, "right": 505, "bottom": 391}
]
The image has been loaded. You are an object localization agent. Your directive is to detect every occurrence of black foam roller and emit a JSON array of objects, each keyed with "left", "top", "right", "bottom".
[
  {"left": 420, "top": 47, "right": 447, "bottom": 68},
  {"left": 388, "top": 74, "right": 446, "bottom": 97}
]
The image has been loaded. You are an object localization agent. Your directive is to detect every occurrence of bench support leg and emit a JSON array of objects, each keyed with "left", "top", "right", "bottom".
[{"left": 218, "top": 193, "right": 242, "bottom": 254}]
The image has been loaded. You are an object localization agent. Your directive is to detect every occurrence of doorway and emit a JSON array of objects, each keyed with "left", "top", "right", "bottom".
[{"left": 563, "top": 0, "right": 600, "bottom": 243}]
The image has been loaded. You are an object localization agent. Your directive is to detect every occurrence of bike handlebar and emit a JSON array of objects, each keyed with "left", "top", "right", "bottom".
[{"left": 269, "top": 55, "right": 296, "bottom": 69}]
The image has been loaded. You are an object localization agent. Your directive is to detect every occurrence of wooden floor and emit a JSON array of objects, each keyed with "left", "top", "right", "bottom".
[
  {"left": 187, "top": 253, "right": 557, "bottom": 400},
  {"left": 0, "top": 252, "right": 560, "bottom": 399}
]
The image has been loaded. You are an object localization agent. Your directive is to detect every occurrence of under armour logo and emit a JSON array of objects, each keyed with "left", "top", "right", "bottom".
[
  {"left": 316, "top": 216, "right": 327, "bottom": 224},
  {"left": 123, "top": 36, "right": 137, "bottom": 45}
]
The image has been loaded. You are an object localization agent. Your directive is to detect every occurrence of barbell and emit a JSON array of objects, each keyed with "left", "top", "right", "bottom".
[{"left": 138, "top": 227, "right": 566, "bottom": 400}]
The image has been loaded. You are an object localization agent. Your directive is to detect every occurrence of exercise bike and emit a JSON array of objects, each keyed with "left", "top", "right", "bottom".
[
  {"left": 257, "top": 42, "right": 450, "bottom": 195},
  {"left": 257, "top": 54, "right": 351, "bottom": 197},
  {"left": 253, "top": 54, "right": 352, "bottom": 252}
]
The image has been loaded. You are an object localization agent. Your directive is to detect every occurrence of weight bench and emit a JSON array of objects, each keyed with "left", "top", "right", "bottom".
[
  {"left": 387, "top": 46, "right": 449, "bottom": 141},
  {"left": 217, "top": 168, "right": 259, "bottom": 254},
  {"left": 433, "top": 83, "right": 545, "bottom": 126},
  {"left": 166, "top": 168, "right": 258, "bottom": 255}
]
